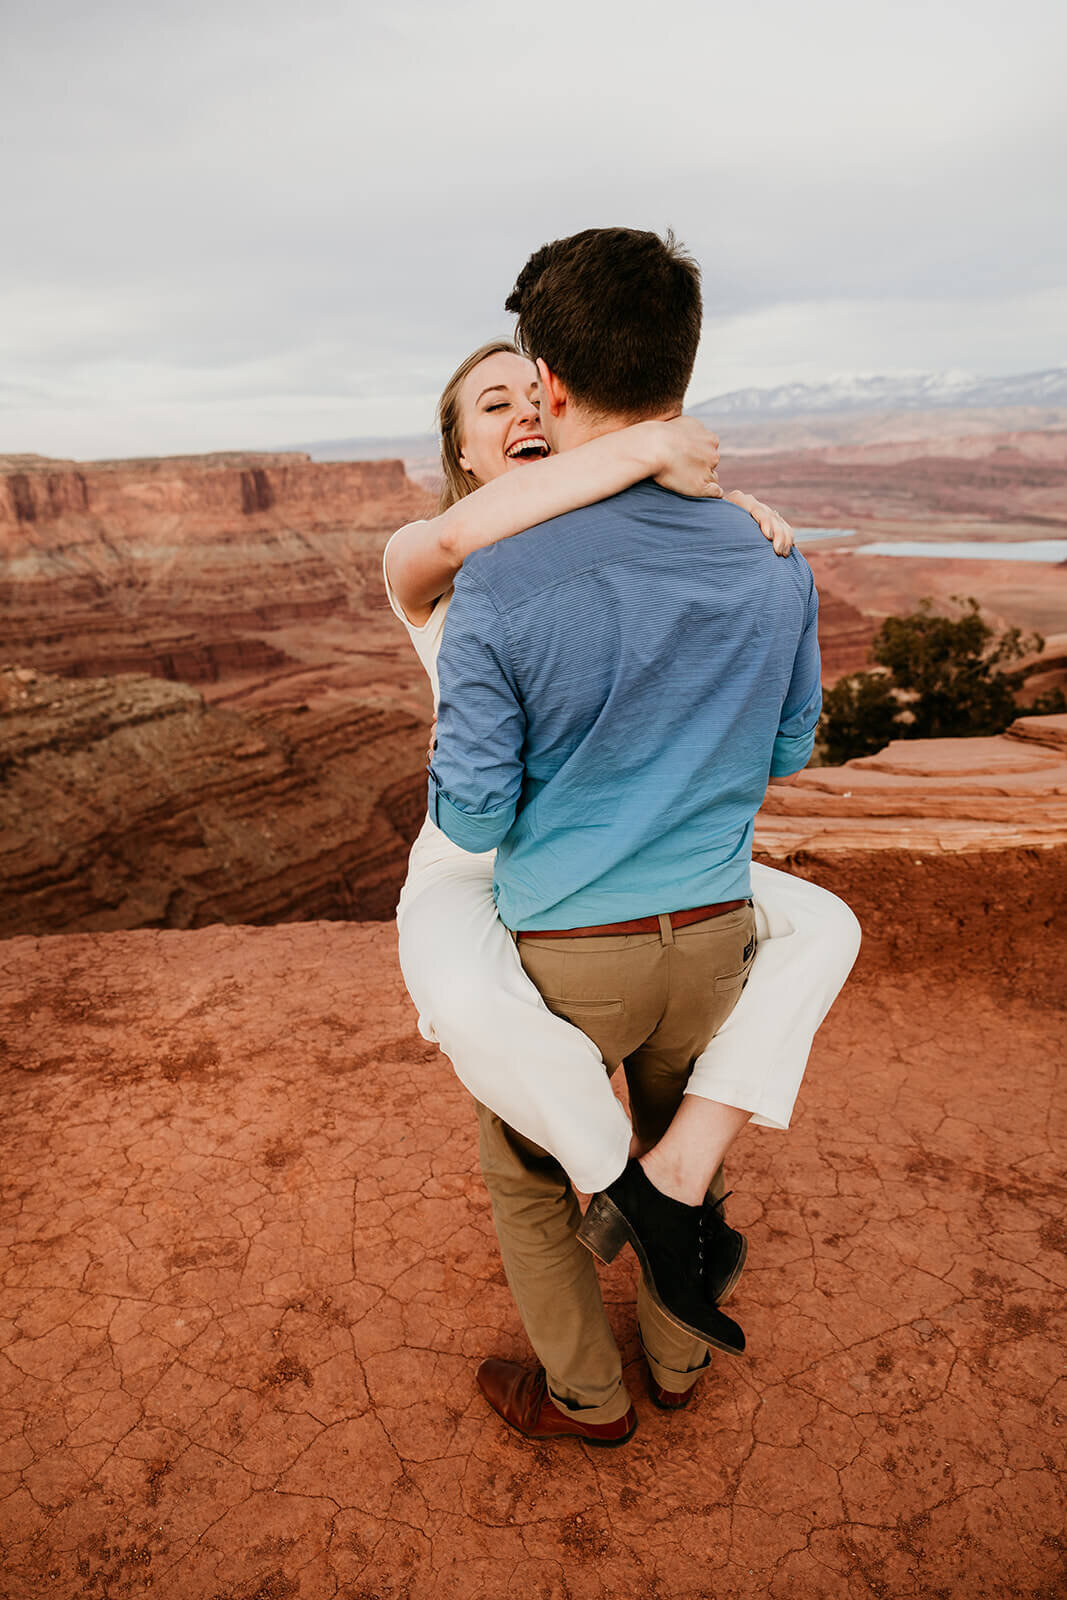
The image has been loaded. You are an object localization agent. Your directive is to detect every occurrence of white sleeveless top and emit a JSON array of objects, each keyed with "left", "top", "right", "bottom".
[
  {"left": 382, "top": 526, "right": 495, "bottom": 916},
  {"left": 382, "top": 524, "right": 451, "bottom": 708}
]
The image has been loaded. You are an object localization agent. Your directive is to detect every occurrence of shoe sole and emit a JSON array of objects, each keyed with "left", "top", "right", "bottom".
[
  {"left": 647, "top": 1392, "right": 692, "bottom": 1412},
  {"left": 577, "top": 1193, "right": 747, "bottom": 1354},
  {"left": 486, "top": 1402, "right": 638, "bottom": 1448}
]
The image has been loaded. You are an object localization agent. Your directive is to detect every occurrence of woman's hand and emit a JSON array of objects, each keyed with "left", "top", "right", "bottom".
[
  {"left": 651, "top": 418, "right": 723, "bottom": 499},
  {"left": 727, "top": 490, "right": 794, "bottom": 556}
]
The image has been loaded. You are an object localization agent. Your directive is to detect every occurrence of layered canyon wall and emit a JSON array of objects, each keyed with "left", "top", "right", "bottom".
[
  {"left": 1, "top": 454, "right": 437, "bottom": 937},
  {"left": 728, "top": 428, "right": 1067, "bottom": 640},
  {"left": 4, "top": 656, "right": 1064, "bottom": 942},
  {"left": 0, "top": 665, "right": 428, "bottom": 934},
  {"left": 722, "top": 428, "right": 1067, "bottom": 531},
  {"left": 3, "top": 444, "right": 1065, "bottom": 940},
  {"left": 0, "top": 452, "right": 432, "bottom": 697}
]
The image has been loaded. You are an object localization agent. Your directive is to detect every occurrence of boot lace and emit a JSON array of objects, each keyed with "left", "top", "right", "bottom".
[{"left": 698, "top": 1191, "right": 733, "bottom": 1297}]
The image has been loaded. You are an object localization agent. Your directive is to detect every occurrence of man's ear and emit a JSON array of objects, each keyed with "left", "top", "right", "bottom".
[{"left": 536, "top": 358, "right": 567, "bottom": 419}]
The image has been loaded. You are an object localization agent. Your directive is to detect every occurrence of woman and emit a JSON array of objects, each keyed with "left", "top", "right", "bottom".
[{"left": 384, "top": 340, "right": 860, "bottom": 1204}]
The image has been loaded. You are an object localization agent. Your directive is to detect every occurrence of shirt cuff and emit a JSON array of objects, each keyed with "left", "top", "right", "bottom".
[
  {"left": 428, "top": 775, "right": 514, "bottom": 852},
  {"left": 770, "top": 730, "right": 816, "bottom": 777}
]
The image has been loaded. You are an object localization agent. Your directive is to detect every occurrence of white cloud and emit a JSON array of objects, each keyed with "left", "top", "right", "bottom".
[
  {"left": 1, "top": 0, "right": 1065, "bottom": 456},
  {"left": 689, "top": 286, "right": 1067, "bottom": 400}
]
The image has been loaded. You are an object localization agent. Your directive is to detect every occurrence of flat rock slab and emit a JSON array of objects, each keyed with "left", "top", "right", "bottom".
[
  {"left": 757, "top": 714, "right": 1067, "bottom": 854},
  {"left": 1, "top": 920, "right": 1063, "bottom": 1600}
]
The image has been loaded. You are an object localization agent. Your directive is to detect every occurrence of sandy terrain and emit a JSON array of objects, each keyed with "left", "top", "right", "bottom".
[{"left": 2, "top": 841, "right": 1064, "bottom": 1600}]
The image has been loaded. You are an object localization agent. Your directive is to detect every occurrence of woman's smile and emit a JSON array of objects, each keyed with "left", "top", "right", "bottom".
[{"left": 504, "top": 433, "right": 550, "bottom": 462}]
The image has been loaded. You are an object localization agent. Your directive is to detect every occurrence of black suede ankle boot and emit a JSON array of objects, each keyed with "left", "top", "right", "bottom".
[{"left": 577, "top": 1159, "right": 747, "bottom": 1355}]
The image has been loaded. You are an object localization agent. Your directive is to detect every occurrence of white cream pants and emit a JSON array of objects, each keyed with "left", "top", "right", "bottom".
[{"left": 395, "top": 818, "right": 861, "bottom": 1195}]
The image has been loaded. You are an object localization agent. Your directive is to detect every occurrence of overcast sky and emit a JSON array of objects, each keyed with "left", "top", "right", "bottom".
[{"left": 3, "top": 0, "right": 1065, "bottom": 458}]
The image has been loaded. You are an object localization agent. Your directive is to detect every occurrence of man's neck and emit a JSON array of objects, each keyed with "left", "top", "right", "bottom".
[{"left": 554, "top": 405, "right": 679, "bottom": 453}]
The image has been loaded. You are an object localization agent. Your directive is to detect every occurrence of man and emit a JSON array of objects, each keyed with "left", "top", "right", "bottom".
[{"left": 428, "top": 228, "right": 822, "bottom": 1444}]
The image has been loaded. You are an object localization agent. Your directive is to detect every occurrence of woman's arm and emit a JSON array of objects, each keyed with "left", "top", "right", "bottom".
[{"left": 385, "top": 418, "right": 719, "bottom": 624}]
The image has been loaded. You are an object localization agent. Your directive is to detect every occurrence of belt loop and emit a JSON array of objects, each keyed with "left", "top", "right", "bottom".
[{"left": 657, "top": 912, "right": 675, "bottom": 946}]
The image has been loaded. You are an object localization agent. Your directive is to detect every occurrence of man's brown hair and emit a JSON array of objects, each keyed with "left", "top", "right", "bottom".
[{"left": 505, "top": 227, "right": 702, "bottom": 418}]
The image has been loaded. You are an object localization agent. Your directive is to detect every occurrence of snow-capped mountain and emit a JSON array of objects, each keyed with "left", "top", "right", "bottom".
[{"left": 687, "top": 367, "right": 1067, "bottom": 422}]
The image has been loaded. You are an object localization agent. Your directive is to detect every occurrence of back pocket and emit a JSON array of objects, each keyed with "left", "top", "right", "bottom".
[
  {"left": 715, "top": 941, "right": 757, "bottom": 993},
  {"left": 542, "top": 996, "right": 624, "bottom": 1015}
]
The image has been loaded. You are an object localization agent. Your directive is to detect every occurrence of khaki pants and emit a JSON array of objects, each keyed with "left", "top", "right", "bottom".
[{"left": 475, "top": 904, "right": 756, "bottom": 1422}]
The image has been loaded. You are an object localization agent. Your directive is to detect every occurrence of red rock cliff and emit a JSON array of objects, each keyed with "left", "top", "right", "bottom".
[
  {"left": 0, "top": 665, "right": 428, "bottom": 935},
  {"left": 0, "top": 452, "right": 427, "bottom": 543},
  {"left": 0, "top": 453, "right": 433, "bottom": 692}
]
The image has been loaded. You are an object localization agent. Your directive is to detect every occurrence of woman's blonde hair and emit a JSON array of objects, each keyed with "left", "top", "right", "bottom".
[{"left": 435, "top": 339, "right": 521, "bottom": 512}]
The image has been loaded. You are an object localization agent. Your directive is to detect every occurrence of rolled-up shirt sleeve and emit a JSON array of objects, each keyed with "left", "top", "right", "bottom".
[
  {"left": 771, "top": 575, "right": 822, "bottom": 776},
  {"left": 428, "top": 570, "right": 525, "bottom": 853}
]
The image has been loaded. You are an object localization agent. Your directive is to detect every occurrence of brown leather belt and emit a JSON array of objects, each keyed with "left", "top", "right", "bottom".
[{"left": 516, "top": 899, "right": 748, "bottom": 940}]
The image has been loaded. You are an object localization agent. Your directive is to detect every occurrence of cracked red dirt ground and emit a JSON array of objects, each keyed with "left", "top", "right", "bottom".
[{"left": 1, "top": 884, "right": 1064, "bottom": 1599}]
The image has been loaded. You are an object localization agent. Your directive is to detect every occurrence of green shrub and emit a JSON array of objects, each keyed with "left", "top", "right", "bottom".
[{"left": 818, "top": 597, "right": 1064, "bottom": 764}]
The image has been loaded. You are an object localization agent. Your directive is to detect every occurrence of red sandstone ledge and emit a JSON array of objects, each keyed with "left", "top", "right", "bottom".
[
  {"left": 757, "top": 713, "right": 1067, "bottom": 855},
  {"left": 1, "top": 876, "right": 1063, "bottom": 1598}
]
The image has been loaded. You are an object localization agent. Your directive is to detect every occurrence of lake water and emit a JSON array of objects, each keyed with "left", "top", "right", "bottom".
[
  {"left": 797, "top": 531, "right": 1067, "bottom": 563},
  {"left": 795, "top": 528, "right": 860, "bottom": 541}
]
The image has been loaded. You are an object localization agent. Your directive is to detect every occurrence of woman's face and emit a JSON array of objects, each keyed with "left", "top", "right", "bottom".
[{"left": 457, "top": 351, "right": 550, "bottom": 485}]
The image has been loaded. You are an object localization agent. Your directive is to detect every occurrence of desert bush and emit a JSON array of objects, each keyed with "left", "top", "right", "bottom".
[{"left": 819, "top": 597, "right": 1065, "bottom": 764}]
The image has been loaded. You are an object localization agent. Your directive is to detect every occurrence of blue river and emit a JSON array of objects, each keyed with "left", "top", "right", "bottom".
[{"left": 796, "top": 531, "right": 1067, "bottom": 563}]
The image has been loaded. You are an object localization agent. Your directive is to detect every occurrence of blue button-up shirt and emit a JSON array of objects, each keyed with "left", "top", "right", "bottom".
[{"left": 428, "top": 481, "right": 821, "bottom": 931}]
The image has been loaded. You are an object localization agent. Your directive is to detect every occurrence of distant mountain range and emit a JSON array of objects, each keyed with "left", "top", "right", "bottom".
[
  {"left": 688, "top": 367, "right": 1067, "bottom": 423},
  {"left": 296, "top": 366, "right": 1067, "bottom": 467}
]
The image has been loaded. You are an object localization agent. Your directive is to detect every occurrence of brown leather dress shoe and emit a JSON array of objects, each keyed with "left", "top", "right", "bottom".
[
  {"left": 476, "top": 1359, "right": 637, "bottom": 1447},
  {"left": 646, "top": 1370, "right": 694, "bottom": 1410}
]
